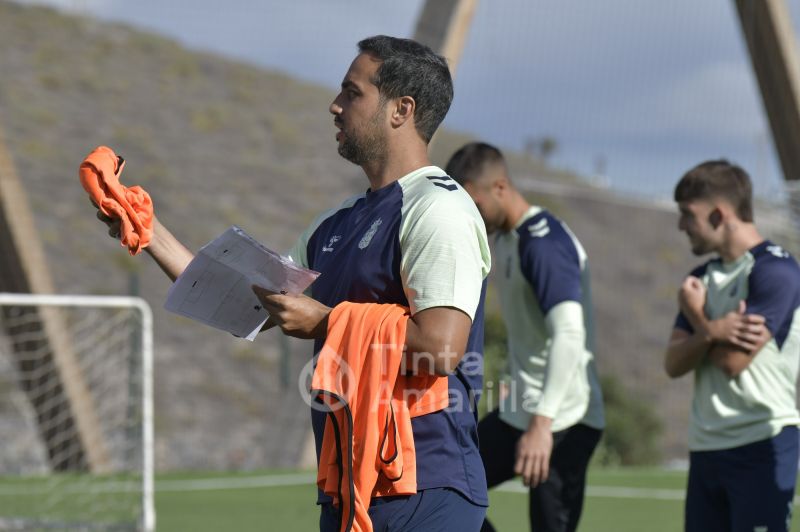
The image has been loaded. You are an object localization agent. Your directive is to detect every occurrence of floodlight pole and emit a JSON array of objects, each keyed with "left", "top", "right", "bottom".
[
  {"left": 734, "top": 0, "right": 800, "bottom": 223},
  {"left": 412, "top": 0, "right": 478, "bottom": 149},
  {"left": 413, "top": 0, "right": 478, "bottom": 77}
]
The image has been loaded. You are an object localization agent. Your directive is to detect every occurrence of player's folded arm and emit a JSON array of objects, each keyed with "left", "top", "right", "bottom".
[
  {"left": 711, "top": 256, "right": 800, "bottom": 378},
  {"left": 664, "top": 327, "right": 709, "bottom": 379},
  {"left": 707, "top": 344, "right": 763, "bottom": 378}
]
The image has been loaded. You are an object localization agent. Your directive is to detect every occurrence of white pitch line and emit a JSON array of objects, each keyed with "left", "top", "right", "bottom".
[
  {"left": 496, "top": 481, "right": 684, "bottom": 500},
  {"left": 155, "top": 473, "right": 316, "bottom": 492},
  {"left": 495, "top": 480, "right": 800, "bottom": 505},
  {"left": 589, "top": 485, "right": 685, "bottom": 501},
  {"left": 2, "top": 474, "right": 799, "bottom": 506}
]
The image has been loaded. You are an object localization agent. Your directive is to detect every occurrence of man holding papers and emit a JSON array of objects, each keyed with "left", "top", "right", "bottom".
[{"left": 92, "top": 35, "right": 490, "bottom": 532}]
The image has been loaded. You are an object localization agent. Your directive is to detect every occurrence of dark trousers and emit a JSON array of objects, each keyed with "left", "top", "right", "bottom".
[
  {"left": 685, "top": 425, "right": 798, "bottom": 532},
  {"left": 478, "top": 409, "right": 602, "bottom": 532}
]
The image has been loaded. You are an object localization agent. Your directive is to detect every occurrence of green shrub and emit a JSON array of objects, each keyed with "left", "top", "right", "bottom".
[
  {"left": 478, "top": 311, "right": 663, "bottom": 467},
  {"left": 478, "top": 311, "right": 507, "bottom": 418},
  {"left": 593, "top": 375, "right": 663, "bottom": 466}
]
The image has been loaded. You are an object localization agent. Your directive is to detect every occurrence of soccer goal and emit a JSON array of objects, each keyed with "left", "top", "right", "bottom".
[{"left": 0, "top": 293, "right": 154, "bottom": 531}]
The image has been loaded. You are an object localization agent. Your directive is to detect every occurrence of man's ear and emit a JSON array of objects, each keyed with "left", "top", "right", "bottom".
[
  {"left": 708, "top": 208, "right": 723, "bottom": 229},
  {"left": 390, "top": 96, "right": 415, "bottom": 127},
  {"left": 490, "top": 174, "right": 512, "bottom": 200}
]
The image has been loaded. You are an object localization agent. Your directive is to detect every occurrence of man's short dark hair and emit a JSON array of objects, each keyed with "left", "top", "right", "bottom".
[
  {"left": 445, "top": 142, "right": 505, "bottom": 186},
  {"left": 674, "top": 160, "right": 754, "bottom": 222},
  {"left": 358, "top": 35, "right": 453, "bottom": 143}
]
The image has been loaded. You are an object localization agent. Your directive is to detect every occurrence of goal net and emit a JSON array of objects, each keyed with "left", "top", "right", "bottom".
[{"left": 0, "top": 294, "right": 154, "bottom": 531}]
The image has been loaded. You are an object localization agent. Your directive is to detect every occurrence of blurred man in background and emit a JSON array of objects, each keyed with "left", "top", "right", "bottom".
[
  {"left": 447, "top": 142, "right": 605, "bottom": 532},
  {"left": 665, "top": 160, "right": 800, "bottom": 532},
  {"left": 96, "top": 36, "right": 491, "bottom": 531}
]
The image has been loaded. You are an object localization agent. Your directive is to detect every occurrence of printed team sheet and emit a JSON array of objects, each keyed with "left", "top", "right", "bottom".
[{"left": 165, "top": 226, "right": 320, "bottom": 341}]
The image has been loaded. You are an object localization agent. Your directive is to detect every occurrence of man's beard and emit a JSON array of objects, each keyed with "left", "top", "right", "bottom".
[
  {"left": 337, "top": 108, "right": 387, "bottom": 166},
  {"left": 689, "top": 236, "right": 714, "bottom": 256}
]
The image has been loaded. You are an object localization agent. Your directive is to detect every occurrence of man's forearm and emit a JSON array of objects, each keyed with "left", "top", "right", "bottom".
[
  {"left": 535, "top": 302, "right": 585, "bottom": 418},
  {"left": 145, "top": 218, "right": 194, "bottom": 282},
  {"left": 708, "top": 345, "right": 752, "bottom": 378},
  {"left": 664, "top": 331, "right": 710, "bottom": 378}
]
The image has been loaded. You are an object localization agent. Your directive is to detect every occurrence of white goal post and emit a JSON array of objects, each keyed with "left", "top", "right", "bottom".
[{"left": 0, "top": 293, "right": 154, "bottom": 531}]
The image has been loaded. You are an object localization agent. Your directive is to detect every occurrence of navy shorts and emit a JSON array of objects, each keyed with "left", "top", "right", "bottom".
[
  {"left": 319, "top": 487, "right": 486, "bottom": 532},
  {"left": 685, "top": 425, "right": 799, "bottom": 532}
]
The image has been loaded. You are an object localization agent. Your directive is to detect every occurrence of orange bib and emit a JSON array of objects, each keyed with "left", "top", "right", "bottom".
[{"left": 79, "top": 146, "right": 153, "bottom": 255}]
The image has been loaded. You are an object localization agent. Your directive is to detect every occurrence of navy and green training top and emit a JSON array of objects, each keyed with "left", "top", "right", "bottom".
[{"left": 288, "top": 165, "right": 492, "bottom": 506}]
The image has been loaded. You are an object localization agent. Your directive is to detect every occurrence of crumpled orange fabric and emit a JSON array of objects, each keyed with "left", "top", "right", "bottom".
[
  {"left": 312, "top": 302, "right": 449, "bottom": 532},
  {"left": 79, "top": 146, "right": 153, "bottom": 255}
]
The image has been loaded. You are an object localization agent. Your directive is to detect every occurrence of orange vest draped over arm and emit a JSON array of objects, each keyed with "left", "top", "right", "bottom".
[{"left": 312, "top": 302, "right": 449, "bottom": 532}]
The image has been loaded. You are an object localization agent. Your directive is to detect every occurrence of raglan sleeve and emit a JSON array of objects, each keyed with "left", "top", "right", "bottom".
[
  {"left": 399, "top": 191, "right": 491, "bottom": 320},
  {"left": 517, "top": 215, "right": 586, "bottom": 418},
  {"left": 745, "top": 252, "right": 800, "bottom": 349},
  {"left": 286, "top": 229, "right": 312, "bottom": 270}
]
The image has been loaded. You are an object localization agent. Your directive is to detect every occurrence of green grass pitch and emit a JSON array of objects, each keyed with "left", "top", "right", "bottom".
[
  {"left": 3, "top": 468, "right": 798, "bottom": 531},
  {"left": 153, "top": 469, "right": 800, "bottom": 531}
]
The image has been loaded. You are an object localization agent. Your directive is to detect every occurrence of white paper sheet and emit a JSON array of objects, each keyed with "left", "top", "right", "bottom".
[{"left": 165, "top": 226, "right": 320, "bottom": 340}]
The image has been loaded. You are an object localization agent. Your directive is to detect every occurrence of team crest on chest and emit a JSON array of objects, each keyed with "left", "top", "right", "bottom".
[
  {"left": 322, "top": 235, "right": 341, "bottom": 253},
  {"left": 358, "top": 218, "right": 383, "bottom": 250}
]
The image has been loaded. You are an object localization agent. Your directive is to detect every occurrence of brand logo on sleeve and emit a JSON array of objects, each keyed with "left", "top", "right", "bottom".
[
  {"left": 358, "top": 219, "right": 383, "bottom": 250},
  {"left": 767, "top": 245, "right": 789, "bottom": 258},
  {"left": 322, "top": 235, "right": 341, "bottom": 253},
  {"left": 528, "top": 218, "right": 550, "bottom": 238}
]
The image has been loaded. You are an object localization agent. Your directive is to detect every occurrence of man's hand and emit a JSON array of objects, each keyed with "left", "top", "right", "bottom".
[
  {"left": 678, "top": 276, "right": 706, "bottom": 325},
  {"left": 93, "top": 200, "right": 123, "bottom": 240},
  {"left": 514, "top": 415, "right": 553, "bottom": 488},
  {"left": 705, "top": 300, "right": 772, "bottom": 377},
  {"left": 705, "top": 300, "right": 768, "bottom": 352},
  {"left": 252, "top": 286, "right": 331, "bottom": 340}
]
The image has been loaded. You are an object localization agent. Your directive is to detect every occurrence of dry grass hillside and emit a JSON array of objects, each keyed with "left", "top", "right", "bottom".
[{"left": 0, "top": 1, "right": 742, "bottom": 469}]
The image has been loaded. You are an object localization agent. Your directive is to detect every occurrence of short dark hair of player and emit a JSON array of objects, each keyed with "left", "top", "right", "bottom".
[
  {"left": 357, "top": 35, "right": 453, "bottom": 144},
  {"left": 445, "top": 142, "right": 506, "bottom": 186},
  {"left": 674, "top": 160, "right": 754, "bottom": 222}
]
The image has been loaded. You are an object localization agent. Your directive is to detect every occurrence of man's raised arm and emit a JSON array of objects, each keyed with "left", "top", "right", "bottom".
[{"left": 96, "top": 210, "right": 193, "bottom": 282}]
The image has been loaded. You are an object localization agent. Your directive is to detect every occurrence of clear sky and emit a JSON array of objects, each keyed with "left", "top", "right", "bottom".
[{"left": 17, "top": 0, "right": 800, "bottom": 200}]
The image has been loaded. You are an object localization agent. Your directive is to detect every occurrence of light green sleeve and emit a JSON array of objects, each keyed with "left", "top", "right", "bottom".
[
  {"left": 286, "top": 232, "right": 310, "bottom": 270},
  {"left": 534, "top": 300, "right": 586, "bottom": 418},
  {"left": 399, "top": 191, "right": 490, "bottom": 319}
]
